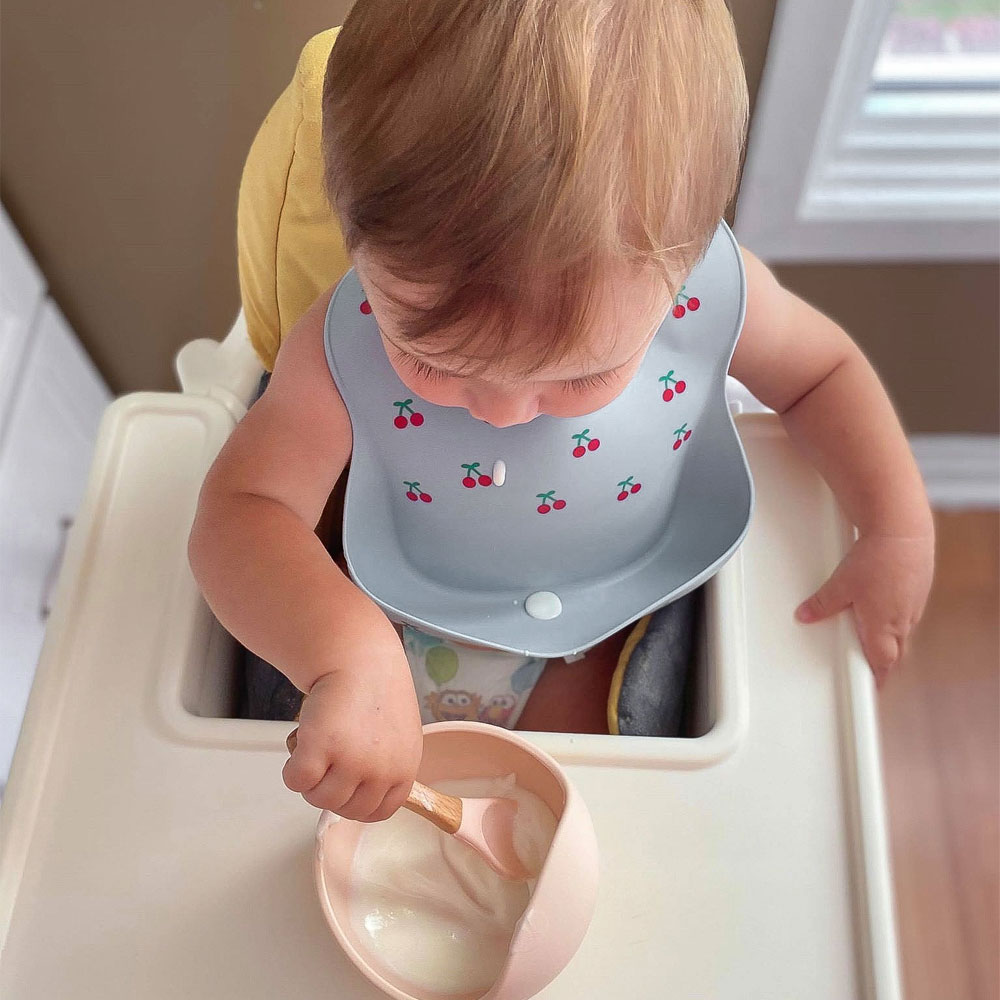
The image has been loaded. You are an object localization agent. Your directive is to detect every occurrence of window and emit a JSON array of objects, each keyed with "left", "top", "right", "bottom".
[
  {"left": 736, "top": 0, "right": 1000, "bottom": 261},
  {"left": 874, "top": 2, "right": 1000, "bottom": 88}
]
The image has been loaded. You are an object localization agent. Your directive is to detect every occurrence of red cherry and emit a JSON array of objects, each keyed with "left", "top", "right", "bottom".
[
  {"left": 631, "top": 483, "right": 642, "bottom": 494},
  {"left": 672, "top": 304, "right": 686, "bottom": 319},
  {"left": 675, "top": 381, "right": 687, "bottom": 393},
  {"left": 462, "top": 477, "right": 476, "bottom": 489},
  {"left": 394, "top": 415, "right": 408, "bottom": 429},
  {"left": 572, "top": 445, "right": 586, "bottom": 458},
  {"left": 478, "top": 475, "right": 493, "bottom": 487},
  {"left": 617, "top": 491, "right": 629, "bottom": 501},
  {"left": 538, "top": 504, "right": 551, "bottom": 514},
  {"left": 684, "top": 430, "right": 692, "bottom": 441},
  {"left": 687, "top": 297, "right": 700, "bottom": 311},
  {"left": 673, "top": 440, "right": 682, "bottom": 451},
  {"left": 419, "top": 493, "right": 432, "bottom": 503},
  {"left": 588, "top": 438, "right": 600, "bottom": 451},
  {"left": 360, "top": 300, "right": 372, "bottom": 315},
  {"left": 406, "top": 491, "right": 418, "bottom": 502},
  {"left": 553, "top": 499, "right": 566, "bottom": 510},
  {"left": 662, "top": 389, "right": 674, "bottom": 402},
  {"left": 410, "top": 412, "right": 425, "bottom": 427}
]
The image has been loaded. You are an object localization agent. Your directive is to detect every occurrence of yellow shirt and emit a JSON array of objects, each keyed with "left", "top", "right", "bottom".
[{"left": 237, "top": 29, "right": 349, "bottom": 371}]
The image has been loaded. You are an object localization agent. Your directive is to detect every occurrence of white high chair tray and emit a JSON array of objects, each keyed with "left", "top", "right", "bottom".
[{"left": 0, "top": 393, "right": 900, "bottom": 999}]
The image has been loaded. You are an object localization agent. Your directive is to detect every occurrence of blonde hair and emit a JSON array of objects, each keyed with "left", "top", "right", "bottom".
[{"left": 322, "top": 0, "right": 748, "bottom": 369}]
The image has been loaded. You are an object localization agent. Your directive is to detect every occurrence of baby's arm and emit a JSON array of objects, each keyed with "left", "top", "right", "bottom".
[
  {"left": 730, "top": 249, "right": 934, "bottom": 684},
  {"left": 188, "top": 290, "right": 422, "bottom": 819}
]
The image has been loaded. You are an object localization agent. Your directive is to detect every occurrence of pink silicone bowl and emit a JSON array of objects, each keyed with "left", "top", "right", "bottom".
[{"left": 314, "top": 721, "right": 600, "bottom": 1000}]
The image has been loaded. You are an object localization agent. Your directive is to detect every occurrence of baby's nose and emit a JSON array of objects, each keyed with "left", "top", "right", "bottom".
[{"left": 467, "top": 388, "right": 539, "bottom": 427}]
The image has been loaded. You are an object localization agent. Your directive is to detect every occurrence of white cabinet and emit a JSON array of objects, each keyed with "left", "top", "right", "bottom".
[
  {"left": 0, "top": 210, "right": 45, "bottom": 428},
  {"left": 0, "top": 208, "right": 110, "bottom": 791}
]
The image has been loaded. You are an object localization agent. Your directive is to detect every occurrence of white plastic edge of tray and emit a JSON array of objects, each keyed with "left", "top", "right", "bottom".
[{"left": 0, "top": 320, "right": 901, "bottom": 1000}]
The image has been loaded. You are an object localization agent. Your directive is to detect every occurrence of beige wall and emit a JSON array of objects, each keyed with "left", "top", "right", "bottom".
[
  {"left": 2, "top": 1, "right": 997, "bottom": 432},
  {"left": 1, "top": 0, "right": 353, "bottom": 393}
]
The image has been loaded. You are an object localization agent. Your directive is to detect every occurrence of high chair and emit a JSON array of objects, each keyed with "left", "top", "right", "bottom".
[{"left": 0, "top": 306, "right": 901, "bottom": 998}]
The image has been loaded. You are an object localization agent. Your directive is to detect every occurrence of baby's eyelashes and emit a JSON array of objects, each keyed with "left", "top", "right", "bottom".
[
  {"left": 562, "top": 371, "right": 614, "bottom": 395},
  {"left": 408, "top": 354, "right": 615, "bottom": 395},
  {"left": 408, "top": 357, "right": 450, "bottom": 383},
  {"left": 390, "top": 340, "right": 627, "bottom": 406}
]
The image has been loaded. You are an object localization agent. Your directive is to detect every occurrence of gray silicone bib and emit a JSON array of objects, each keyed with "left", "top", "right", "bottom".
[{"left": 324, "top": 221, "right": 753, "bottom": 657}]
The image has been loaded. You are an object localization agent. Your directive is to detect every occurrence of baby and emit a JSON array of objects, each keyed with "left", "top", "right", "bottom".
[{"left": 189, "top": 0, "right": 934, "bottom": 823}]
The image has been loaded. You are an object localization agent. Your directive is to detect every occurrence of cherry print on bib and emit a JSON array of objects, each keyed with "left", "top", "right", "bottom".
[
  {"left": 536, "top": 491, "right": 567, "bottom": 514},
  {"left": 460, "top": 462, "right": 493, "bottom": 488},
  {"left": 672, "top": 423, "right": 693, "bottom": 451},
  {"left": 360, "top": 299, "right": 373, "bottom": 315},
  {"left": 658, "top": 370, "right": 687, "bottom": 402},
  {"left": 403, "top": 480, "right": 433, "bottom": 503},
  {"left": 671, "top": 284, "right": 700, "bottom": 319},
  {"left": 393, "top": 399, "right": 425, "bottom": 429},
  {"left": 571, "top": 428, "right": 601, "bottom": 458},
  {"left": 616, "top": 476, "right": 642, "bottom": 502}
]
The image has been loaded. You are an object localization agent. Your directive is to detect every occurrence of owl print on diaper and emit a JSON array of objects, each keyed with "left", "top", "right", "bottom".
[
  {"left": 478, "top": 693, "right": 518, "bottom": 727},
  {"left": 424, "top": 689, "right": 484, "bottom": 722}
]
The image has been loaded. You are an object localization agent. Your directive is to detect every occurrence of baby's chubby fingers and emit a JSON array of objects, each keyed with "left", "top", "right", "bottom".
[
  {"left": 853, "top": 612, "right": 909, "bottom": 688},
  {"left": 284, "top": 735, "right": 383, "bottom": 815},
  {"left": 335, "top": 778, "right": 410, "bottom": 822},
  {"left": 283, "top": 723, "right": 417, "bottom": 820},
  {"left": 302, "top": 770, "right": 381, "bottom": 818},
  {"left": 368, "top": 782, "right": 414, "bottom": 823},
  {"left": 795, "top": 565, "right": 852, "bottom": 624},
  {"left": 281, "top": 727, "right": 330, "bottom": 795}
]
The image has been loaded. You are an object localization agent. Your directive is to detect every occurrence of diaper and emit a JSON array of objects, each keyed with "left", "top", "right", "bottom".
[
  {"left": 241, "top": 600, "right": 698, "bottom": 737},
  {"left": 403, "top": 627, "right": 546, "bottom": 729}
]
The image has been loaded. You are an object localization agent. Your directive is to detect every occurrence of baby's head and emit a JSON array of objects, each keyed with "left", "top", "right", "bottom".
[{"left": 322, "top": 0, "right": 747, "bottom": 425}]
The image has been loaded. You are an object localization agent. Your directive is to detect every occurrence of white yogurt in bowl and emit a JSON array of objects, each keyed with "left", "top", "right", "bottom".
[
  {"left": 348, "top": 775, "right": 557, "bottom": 995},
  {"left": 314, "top": 722, "right": 599, "bottom": 1000}
]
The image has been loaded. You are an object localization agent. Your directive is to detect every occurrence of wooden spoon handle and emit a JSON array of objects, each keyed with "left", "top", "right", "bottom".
[
  {"left": 285, "top": 726, "right": 462, "bottom": 834},
  {"left": 404, "top": 782, "right": 463, "bottom": 834}
]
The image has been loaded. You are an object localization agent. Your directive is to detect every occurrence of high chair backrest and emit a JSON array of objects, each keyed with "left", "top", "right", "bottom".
[{"left": 235, "top": 28, "right": 350, "bottom": 374}]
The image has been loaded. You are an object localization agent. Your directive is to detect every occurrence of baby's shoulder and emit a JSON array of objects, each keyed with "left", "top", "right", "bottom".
[{"left": 270, "top": 288, "right": 347, "bottom": 416}]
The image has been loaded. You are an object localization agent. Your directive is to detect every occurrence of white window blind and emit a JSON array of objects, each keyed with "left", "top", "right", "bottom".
[{"left": 736, "top": 0, "right": 1000, "bottom": 261}]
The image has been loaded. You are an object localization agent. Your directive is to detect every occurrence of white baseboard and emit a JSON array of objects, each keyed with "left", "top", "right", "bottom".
[{"left": 910, "top": 434, "right": 1000, "bottom": 509}]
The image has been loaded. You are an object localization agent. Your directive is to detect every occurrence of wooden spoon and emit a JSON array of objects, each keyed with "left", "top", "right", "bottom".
[{"left": 286, "top": 727, "right": 530, "bottom": 881}]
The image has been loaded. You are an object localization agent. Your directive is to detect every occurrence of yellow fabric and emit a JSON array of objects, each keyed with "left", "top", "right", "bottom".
[
  {"left": 236, "top": 28, "right": 350, "bottom": 371},
  {"left": 606, "top": 615, "right": 651, "bottom": 735}
]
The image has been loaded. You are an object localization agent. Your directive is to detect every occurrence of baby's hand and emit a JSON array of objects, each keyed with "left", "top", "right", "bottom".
[
  {"left": 795, "top": 531, "right": 934, "bottom": 686},
  {"left": 283, "top": 645, "right": 423, "bottom": 822}
]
